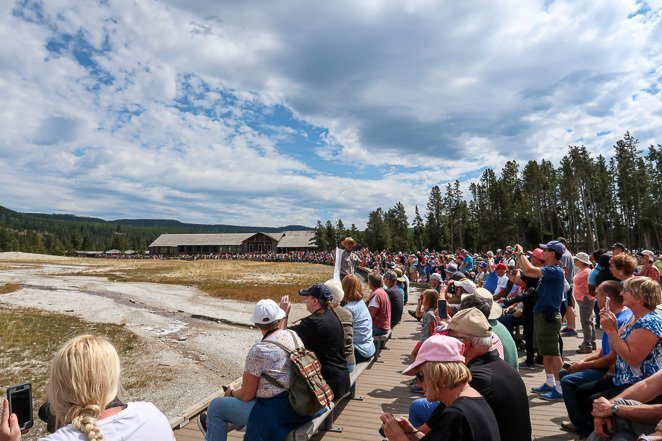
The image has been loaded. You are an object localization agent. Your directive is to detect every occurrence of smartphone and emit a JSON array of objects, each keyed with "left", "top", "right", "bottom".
[
  {"left": 562, "top": 362, "right": 572, "bottom": 370},
  {"left": 605, "top": 296, "right": 611, "bottom": 311},
  {"left": 378, "top": 424, "right": 386, "bottom": 437},
  {"left": 7, "top": 383, "right": 34, "bottom": 431},
  {"left": 437, "top": 299, "right": 448, "bottom": 319}
]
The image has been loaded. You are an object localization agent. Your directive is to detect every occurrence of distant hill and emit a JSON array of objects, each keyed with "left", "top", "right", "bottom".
[{"left": 0, "top": 205, "right": 312, "bottom": 255}]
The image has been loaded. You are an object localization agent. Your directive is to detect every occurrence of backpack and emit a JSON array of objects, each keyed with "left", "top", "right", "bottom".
[{"left": 262, "top": 330, "right": 334, "bottom": 416}]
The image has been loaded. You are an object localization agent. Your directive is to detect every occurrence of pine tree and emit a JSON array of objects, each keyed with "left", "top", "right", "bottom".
[{"left": 412, "top": 205, "right": 424, "bottom": 251}]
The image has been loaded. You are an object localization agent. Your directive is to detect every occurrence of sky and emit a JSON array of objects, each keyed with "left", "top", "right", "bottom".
[{"left": 0, "top": 0, "right": 660, "bottom": 228}]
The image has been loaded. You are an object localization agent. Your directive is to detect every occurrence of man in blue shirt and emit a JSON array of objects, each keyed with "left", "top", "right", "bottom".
[
  {"left": 515, "top": 240, "right": 566, "bottom": 400},
  {"left": 460, "top": 249, "right": 474, "bottom": 273}
]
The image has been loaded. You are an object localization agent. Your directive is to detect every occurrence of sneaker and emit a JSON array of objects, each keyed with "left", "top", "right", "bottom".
[
  {"left": 561, "top": 421, "right": 577, "bottom": 433},
  {"left": 531, "top": 383, "right": 554, "bottom": 394},
  {"left": 540, "top": 389, "right": 563, "bottom": 400},
  {"left": 407, "top": 310, "right": 421, "bottom": 321},
  {"left": 561, "top": 329, "right": 578, "bottom": 337},
  {"left": 197, "top": 412, "right": 207, "bottom": 436},
  {"left": 576, "top": 346, "right": 593, "bottom": 354},
  {"left": 592, "top": 342, "right": 597, "bottom": 350},
  {"left": 519, "top": 362, "right": 536, "bottom": 370}
]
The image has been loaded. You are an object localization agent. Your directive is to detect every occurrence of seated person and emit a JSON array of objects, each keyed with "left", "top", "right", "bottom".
[
  {"left": 381, "top": 335, "right": 500, "bottom": 441},
  {"left": 0, "top": 335, "right": 174, "bottom": 441},
  {"left": 408, "top": 308, "right": 531, "bottom": 441},
  {"left": 574, "top": 276, "right": 662, "bottom": 439},
  {"left": 281, "top": 283, "right": 350, "bottom": 399},
  {"left": 341, "top": 274, "right": 376, "bottom": 363},
  {"left": 560, "top": 280, "right": 633, "bottom": 435},
  {"left": 200, "top": 299, "right": 311, "bottom": 441},
  {"left": 589, "top": 369, "right": 662, "bottom": 441},
  {"left": 365, "top": 272, "right": 392, "bottom": 337},
  {"left": 325, "top": 278, "right": 356, "bottom": 372},
  {"left": 383, "top": 270, "right": 404, "bottom": 329}
]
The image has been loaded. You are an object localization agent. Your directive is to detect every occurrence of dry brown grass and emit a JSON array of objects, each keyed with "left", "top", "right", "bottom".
[
  {"left": 58, "top": 259, "right": 333, "bottom": 303},
  {"left": 0, "top": 283, "right": 21, "bottom": 294}
]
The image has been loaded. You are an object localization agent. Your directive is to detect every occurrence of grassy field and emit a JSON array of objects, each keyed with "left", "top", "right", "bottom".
[{"left": 55, "top": 258, "right": 334, "bottom": 302}]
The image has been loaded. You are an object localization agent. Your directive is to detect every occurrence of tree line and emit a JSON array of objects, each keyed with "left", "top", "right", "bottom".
[{"left": 315, "top": 132, "right": 662, "bottom": 253}]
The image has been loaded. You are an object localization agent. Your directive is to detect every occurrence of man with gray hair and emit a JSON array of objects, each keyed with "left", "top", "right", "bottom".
[
  {"left": 408, "top": 308, "right": 531, "bottom": 441},
  {"left": 383, "top": 270, "right": 404, "bottom": 329},
  {"left": 324, "top": 279, "right": 356, "bottom": 372}
]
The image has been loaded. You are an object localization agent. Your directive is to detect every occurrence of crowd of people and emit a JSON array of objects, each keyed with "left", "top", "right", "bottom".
[{"left": 2, "top": 236, "right": 661, "bottom": 441}]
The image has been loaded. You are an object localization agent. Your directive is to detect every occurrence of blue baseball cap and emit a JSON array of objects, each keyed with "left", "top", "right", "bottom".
[
  {"left": 539, "top": 240, "right": 566, "bottom": 255},
  {"left": 299, "top": 283, "right": 333, "bottom": 304}
]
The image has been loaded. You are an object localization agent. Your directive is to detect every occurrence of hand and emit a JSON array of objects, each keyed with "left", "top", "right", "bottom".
[
  {"left": 279, "top": 295, "right": 291, "bottom": 315},
  {"left": 566, "top": 362, "right": 584, "bottom": 374},
  {"left": 0, "top": 399, "right": 22, "bottom": 441},
  {"left": 224, "top": 385, "right": 235, "bottom": 398},
  {"left": 592, "top": 397, "right": 612, "bottom": 418},
  {"left": 599, "top": 309, "right": 617, "bottom": 333},
  {"left": 513, "top": 244, "right": 523, "bottom": 256},
  {"left": 593, "top": 416, "right": 613, "bottom": 439}
]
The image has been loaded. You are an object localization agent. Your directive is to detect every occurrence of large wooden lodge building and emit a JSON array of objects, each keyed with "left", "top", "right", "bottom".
[{"left": 148, "top": 230, "right": 316, "bottom": 256}]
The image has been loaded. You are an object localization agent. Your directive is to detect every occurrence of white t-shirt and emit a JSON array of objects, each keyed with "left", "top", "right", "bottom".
[
  {"left": 40, "top": 402, "right": 174, "bottom": 441},
  {"left": 496, "top": 275, "right": 509, "bottom": 293}
]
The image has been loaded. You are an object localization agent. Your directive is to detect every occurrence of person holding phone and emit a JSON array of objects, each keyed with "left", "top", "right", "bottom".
[{"left": 1, "top": 335, "right": 174, "bottom": 441}]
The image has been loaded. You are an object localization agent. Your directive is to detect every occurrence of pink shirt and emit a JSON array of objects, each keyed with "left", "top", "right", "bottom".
[{"left": 573, "top": 267, "right": 592, "bottom": 300}]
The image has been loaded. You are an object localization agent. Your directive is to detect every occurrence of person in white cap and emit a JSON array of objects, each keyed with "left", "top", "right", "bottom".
[
  {"left": 574, "top": 252, "right": 597, "bottom": 354},
  {"left": 638, "top": 250, "right": 660, "bottom": 282},
  {"left": 199, "top": 299, "right": 310, "bottom": 441}
]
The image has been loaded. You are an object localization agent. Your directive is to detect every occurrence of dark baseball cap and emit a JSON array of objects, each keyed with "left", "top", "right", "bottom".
[
  {"left": 299, "top": 283, "right": 333, "bottom": 304},
  {"left": 610, "top": 242, "right": 626, "bottom": 251}
]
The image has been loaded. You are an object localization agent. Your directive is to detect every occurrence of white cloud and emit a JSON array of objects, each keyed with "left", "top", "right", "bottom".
[{"left": 0, "top": 0, "right": 660, "bottom": 228}]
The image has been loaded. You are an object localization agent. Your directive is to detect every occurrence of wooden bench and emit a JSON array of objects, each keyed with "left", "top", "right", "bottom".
[
  {"left": 372, "top": 329, "right": 392, "bottom": 361},
  {"left": 286, "top": 360, "right": 372, "bottom": 441}
]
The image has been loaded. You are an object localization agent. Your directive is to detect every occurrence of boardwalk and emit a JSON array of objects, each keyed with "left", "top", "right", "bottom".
[{"left": 176, "top": 310, "right": 590, "bottom": 441}]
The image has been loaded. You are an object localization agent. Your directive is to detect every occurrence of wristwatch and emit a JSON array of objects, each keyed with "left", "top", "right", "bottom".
[{"left": 610, "top": 403, "right": 619, "bottom": 415}]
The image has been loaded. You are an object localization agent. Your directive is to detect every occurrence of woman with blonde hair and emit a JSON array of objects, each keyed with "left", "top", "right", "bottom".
[
  {"left": 380, "top": 335, "right": 500, "bottom": 441},
  {"left": 1, "top": 335, "right": 174, "bottom": 441}
]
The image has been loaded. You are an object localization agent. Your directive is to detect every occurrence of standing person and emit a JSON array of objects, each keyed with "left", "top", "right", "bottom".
[
  {"left": 341, "top": 274, "right": 376, "bottom": 362},
  {"left": 384, "top": 270, "right": 404, "bottom": 329},
  {"left": 201, "top": 299, "right": 311, "bottom": 441},
  {"left": 366, "top": 272, "right": 391, "bottom": 337},
  {"left": 482, "top": 253, "right": 499, "bottom": 294},
  {"left": 638, "top": 250, "right": 660, "bottom": 282},
  {"left": 381, "top": 335, "right": 501, "bottom": 441},
  {"left": 280, "top": 284, "right": 350, "bottom": 399},
  {"left": 460, "top": 249, "right": 474, "bottom": 273},
  {"left": 339, "top": 237, "right": 359, "bottom": 281},
  {"left": 515, "top": 241, "right": 566, "bottom": 400},
  {"left": 610, "top": 242, "right": 627, "bottom": 256},
  {"left": 557, "top": 237, "right": 577, "bottom": 337},
  {"left": 574, "top": 252, "right": 596, "bottom": 354},
  {"left": 1, "top": 335, "right": 175, "bottom": 441}
]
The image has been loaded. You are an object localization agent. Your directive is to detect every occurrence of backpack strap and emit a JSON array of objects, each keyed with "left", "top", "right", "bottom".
[{"left": 259, "top": 330, "right": 298, "bottom": 390}]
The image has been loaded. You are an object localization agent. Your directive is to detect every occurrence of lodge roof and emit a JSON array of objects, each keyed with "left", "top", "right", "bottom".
[{"left": 148, "top": 231, "right": 316, "bottom": 249}]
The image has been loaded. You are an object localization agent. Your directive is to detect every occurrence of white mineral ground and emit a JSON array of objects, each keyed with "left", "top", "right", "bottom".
[{"left": 0, "top": 252, "right": 318, "bottom": 425}]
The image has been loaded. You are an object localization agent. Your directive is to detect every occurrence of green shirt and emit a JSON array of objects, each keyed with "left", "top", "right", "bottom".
[{"left": 490, "top": 319, "right": 519, "bottom": 372}]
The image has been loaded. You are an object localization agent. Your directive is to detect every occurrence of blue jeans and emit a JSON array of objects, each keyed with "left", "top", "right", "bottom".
[
  {"left": 206, "top": 396, "right": 256, "bottom": 441},
  {"left": 408, "top": 398, "right": 440, "bottom": 428},
  {"left": 560, "top": 368, "right": 607, "bottom": 436}
]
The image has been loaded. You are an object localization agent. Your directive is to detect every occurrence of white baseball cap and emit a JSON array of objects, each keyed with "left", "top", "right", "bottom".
[{"left": 250, "top": 299, "right": 286, "bottom": 324}]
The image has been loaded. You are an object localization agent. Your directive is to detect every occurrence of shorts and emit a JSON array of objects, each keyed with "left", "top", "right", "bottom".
[{"left": 534, "top": 311, "right": 562, "bottom": 356}]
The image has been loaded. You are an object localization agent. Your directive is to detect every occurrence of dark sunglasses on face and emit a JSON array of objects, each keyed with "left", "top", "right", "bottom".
[{"left": 415, "top": 372, "right": 425, "bottom": 383}]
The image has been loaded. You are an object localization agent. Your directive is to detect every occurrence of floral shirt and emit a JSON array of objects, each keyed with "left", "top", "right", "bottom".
[
  {"left": 245, "top": 329, "right": 303, "bottom": 398},
  {"left": 614, "top": 312, "right": 662, "bottom": 387}
]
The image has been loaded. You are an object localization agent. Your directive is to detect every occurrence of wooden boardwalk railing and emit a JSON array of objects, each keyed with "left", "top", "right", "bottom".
[{"left": 175, "top": 305, "right": 589, "bottom": 441}]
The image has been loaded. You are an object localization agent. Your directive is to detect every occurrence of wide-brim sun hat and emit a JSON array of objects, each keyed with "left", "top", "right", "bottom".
[
  {"left": 341, "top": 237, "right": 357, "bottom": 247},
  {"left": 475, "top": 287, "right": 502, "bottom": 320},
  {"left": 573, "top": 252, "right": 591, "bottom": 266},
  {"left": 402, "top": 334, "right": 465, "bottom": 375}
]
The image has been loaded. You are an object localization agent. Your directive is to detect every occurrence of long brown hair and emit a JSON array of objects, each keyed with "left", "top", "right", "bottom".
[
  {"left": 422, "top": 289, "right": 439, "bottom": 311},
  {"left": 342, "top": 274, "right": 364, "bottom": 302}
]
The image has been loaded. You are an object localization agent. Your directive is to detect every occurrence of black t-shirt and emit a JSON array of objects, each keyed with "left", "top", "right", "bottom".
[
  {"left": 423, "top": 396, "right": 500, "bottom": 441},
  {"left": 385, "top": 285, "right": 404, "bottom": 328},
  {"left": 467, "top": 351, "right": 531, "bottom": 441},
  {"left": 290, "top": 308, "right": 350, "bottom": 398}
]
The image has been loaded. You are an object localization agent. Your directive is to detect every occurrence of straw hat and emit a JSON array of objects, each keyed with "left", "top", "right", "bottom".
[{"left": 341, "top": 237, "right": 357, "bottom": 247}]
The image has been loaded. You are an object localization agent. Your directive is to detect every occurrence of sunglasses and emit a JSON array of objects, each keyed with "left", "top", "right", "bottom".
[{"left": 415, "top": 372, "right": 425, "bottom": 383}]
